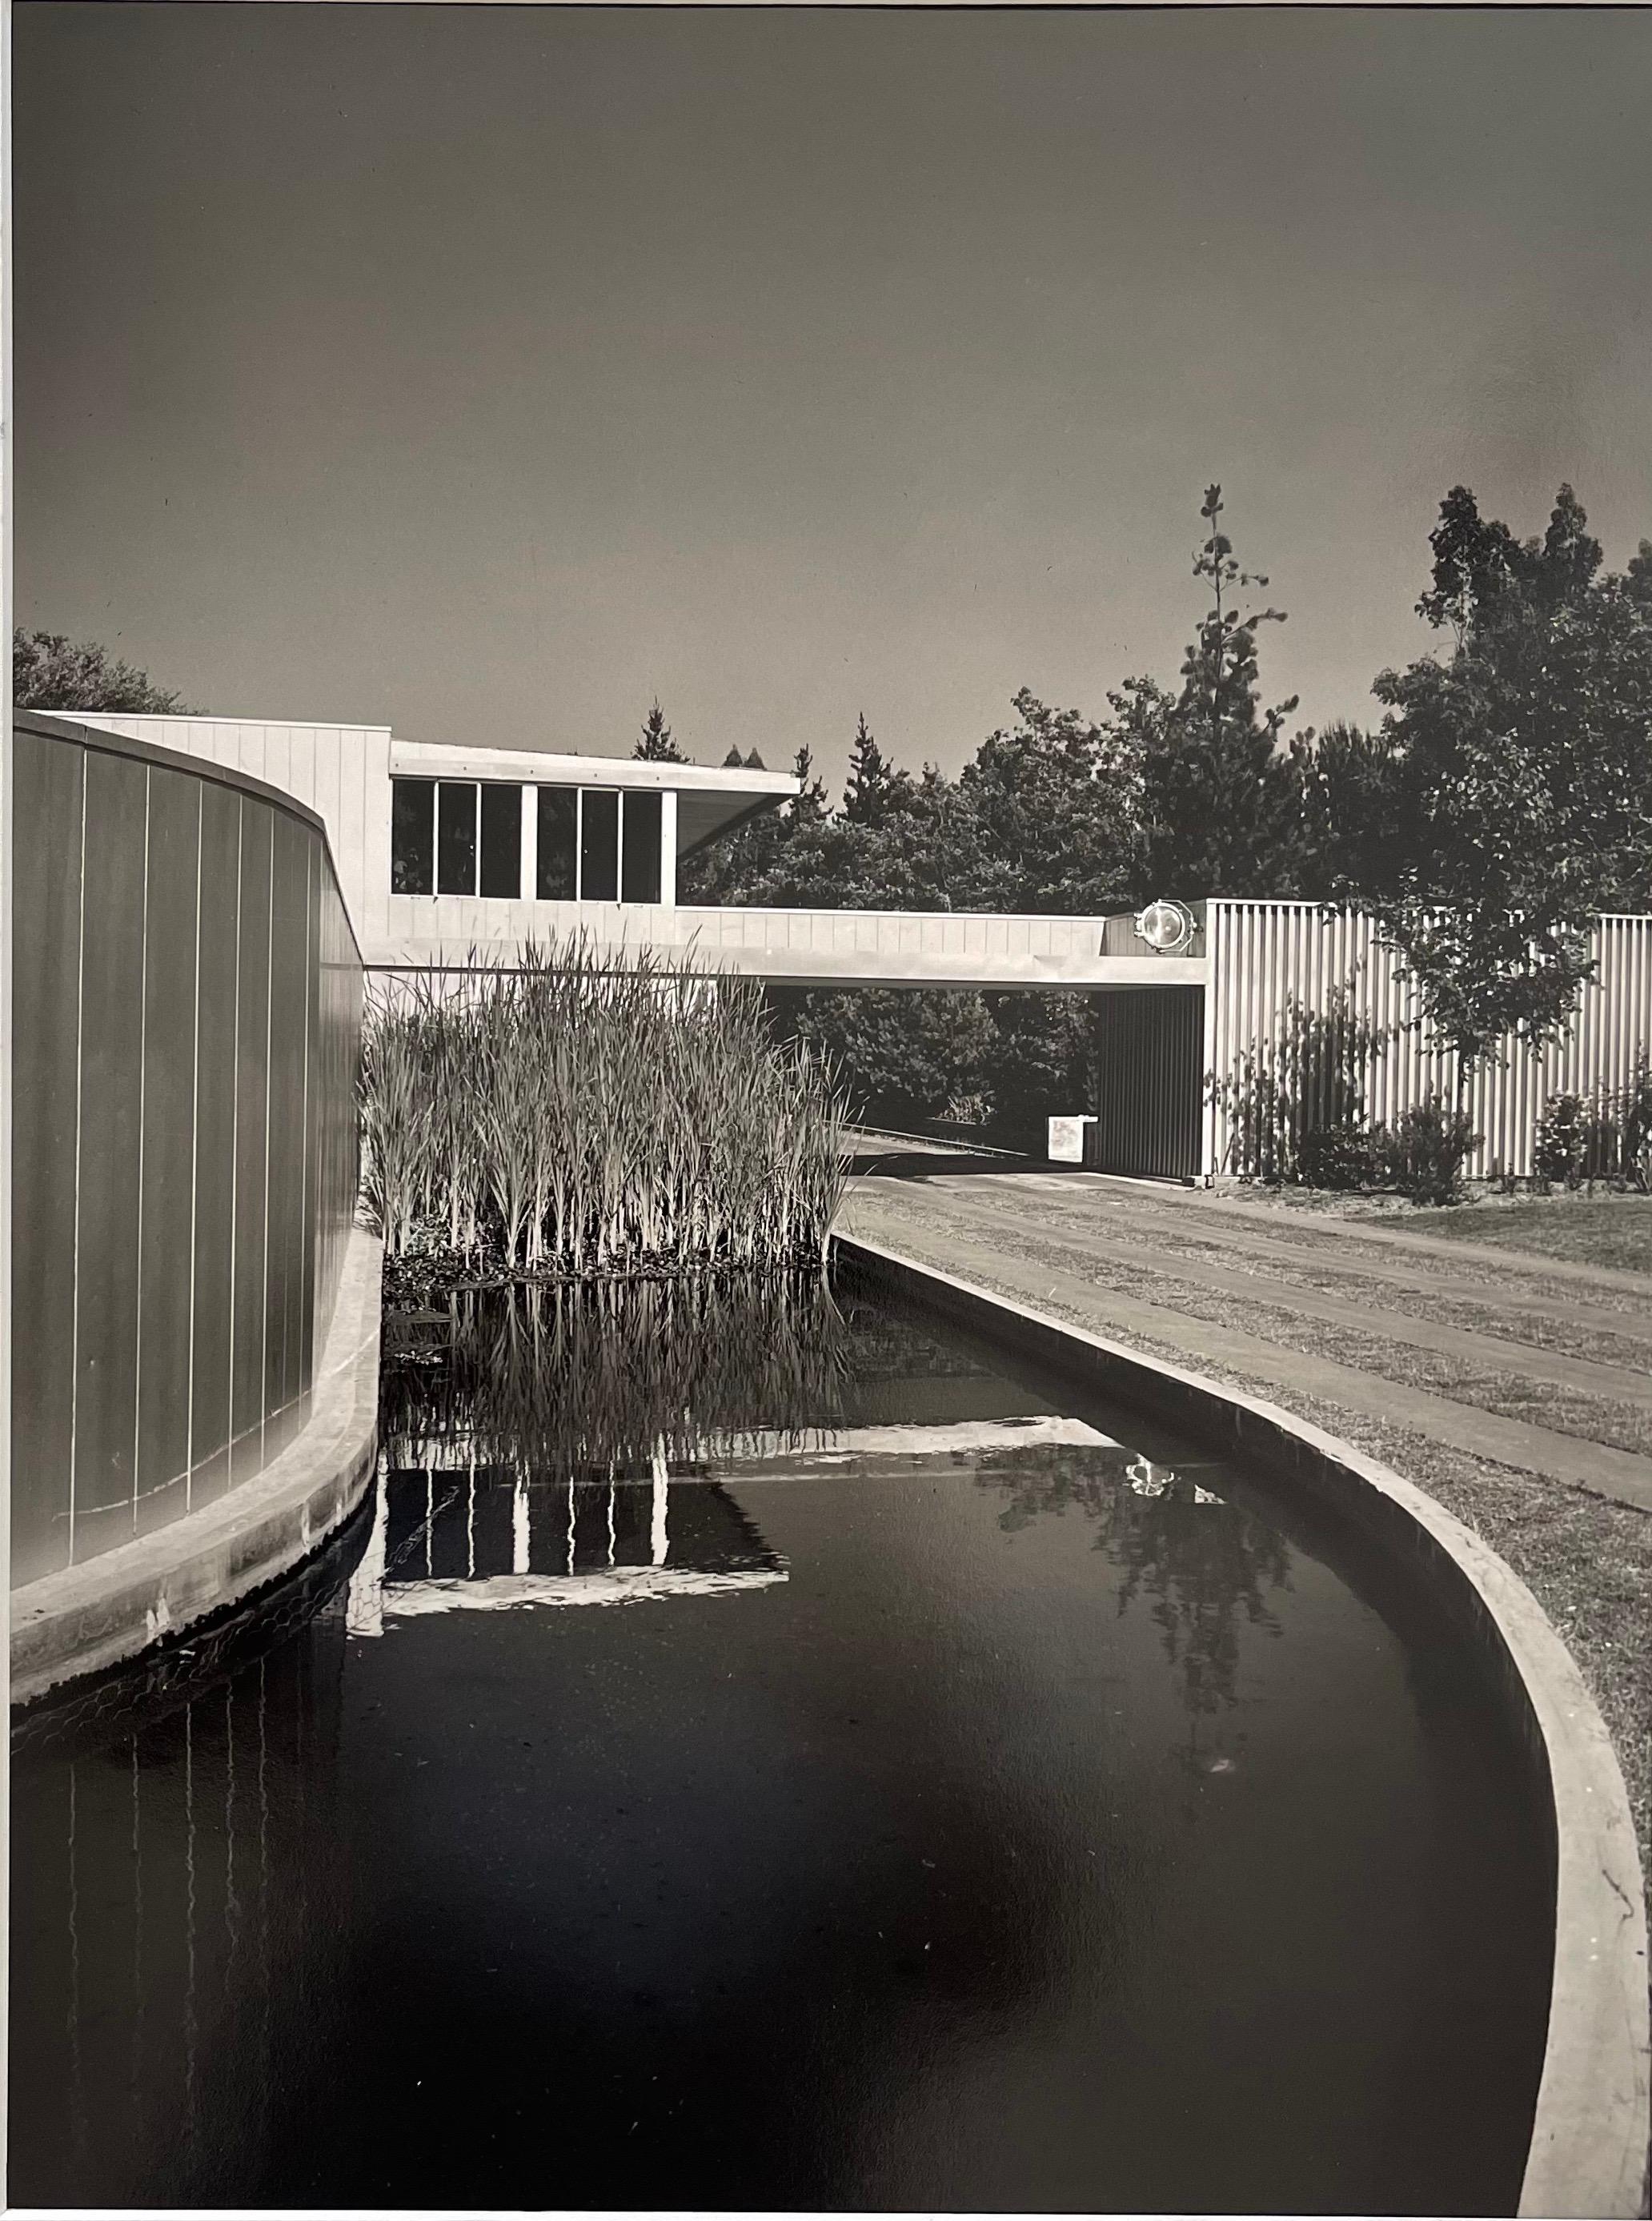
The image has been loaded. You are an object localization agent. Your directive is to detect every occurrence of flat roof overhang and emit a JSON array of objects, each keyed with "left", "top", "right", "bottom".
[
  {"left": 631, "top": 949, "right": 1211, "bottom": 990},
  {"left": 363, "top": 917, "right": 1209, "bottom": 992},
  {"left": 390, "top": 740, "right": 799, "bottom": 854}
]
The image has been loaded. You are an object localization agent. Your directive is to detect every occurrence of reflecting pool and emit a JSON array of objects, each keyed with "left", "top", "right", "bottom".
[{"left": 10, "top": 1269, "right": 1551, "bottom": 2212}]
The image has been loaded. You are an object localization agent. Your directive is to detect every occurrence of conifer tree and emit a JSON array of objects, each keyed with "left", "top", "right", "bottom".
[
  {"left": 1137, "top": 487, "right": 1304, "bottom": 900},
  {"left": 681, "top": 744, "right": 831, "bottom": 904},
  {"left": 843, "top": 713, "right": 906, "bottom": 828},
  {"left": 634, "top": 700, "right": 688, "bottom": 762}
]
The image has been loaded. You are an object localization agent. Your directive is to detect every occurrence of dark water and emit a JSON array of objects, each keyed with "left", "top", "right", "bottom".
[{"left": 10, "top": 1269, "right": 1552, "bottom": 2213}]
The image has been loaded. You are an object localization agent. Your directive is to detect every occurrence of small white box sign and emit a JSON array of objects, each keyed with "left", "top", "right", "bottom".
[{"left": 1047, "top": 1115, "right": 1096, "bottom": 1164}]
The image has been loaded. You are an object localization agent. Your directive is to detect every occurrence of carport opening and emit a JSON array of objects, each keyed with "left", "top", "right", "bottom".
[{"left": 760, "top": 981, "right": 1207, "bottom": 1181}]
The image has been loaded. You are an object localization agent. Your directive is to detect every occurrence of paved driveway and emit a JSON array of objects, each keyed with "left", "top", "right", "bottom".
[{"left": 840, "top": 1142, "right": 1652, "bottom": 1514}]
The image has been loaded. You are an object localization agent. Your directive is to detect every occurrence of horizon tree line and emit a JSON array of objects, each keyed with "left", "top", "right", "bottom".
[{"left": 18, "top": 480, "right": 1652, "bottom": 1128}]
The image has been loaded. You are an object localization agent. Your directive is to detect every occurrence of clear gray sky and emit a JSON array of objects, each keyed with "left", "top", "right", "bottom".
[{"left": 16, "top": 5, "right": 1652, "bottom": 791}]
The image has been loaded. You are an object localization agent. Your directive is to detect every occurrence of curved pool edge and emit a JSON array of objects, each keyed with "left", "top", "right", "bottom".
[
  {"left": 835, "top": 1229, "right": 1651, "bottom": 2221},
  {"left": 10, "top": 1226, "right": 383, "bottom": 1710}
]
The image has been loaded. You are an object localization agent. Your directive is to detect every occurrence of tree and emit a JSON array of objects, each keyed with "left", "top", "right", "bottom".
[
  {"left": 956, "top": 688, "right": 1144, "bottom": 914},
  {"left": 679, "top": 743, "right": 832, "bottom": 904},
  {"left": 830, "top": 763, "right": 964, "bottom": 912},
  {"left": 1416, "top": 481, "right": 1606, "bottom": 639},
  {"left": 634, "top": 700, "right": 688, "bottom": 762},
  {"left": 1135, "top": 488, "right": 1305, "bottom": 900},
  {"left": 770, "top": 984, "right": 997, "bottom": 1126},
  {"left": 1288, "top": 720, "right": 1405, "bottom": 903},
  {"left": 1414, "top": 484, "right": 1524, "bottom": 643},
  {"left": 14, "top": 627, "right": 192, "bottom": 713},
  {"left": 1369, "top": 484, "right": 1652, "bottom": 1087},
  {"left": 842, "top": 713, "right": 907, "bottom": 829},
  {"left": 980, "top": 991, "right": 1097, "bottom": 1131}
]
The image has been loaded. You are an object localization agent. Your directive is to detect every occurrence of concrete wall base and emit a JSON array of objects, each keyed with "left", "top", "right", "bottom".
[
  {"left": 10, "top": 1227, "right": 383, "bottom": 1710},
  {"left": 836, "top": 1230, "right": 1651, "bottom": 2221}
]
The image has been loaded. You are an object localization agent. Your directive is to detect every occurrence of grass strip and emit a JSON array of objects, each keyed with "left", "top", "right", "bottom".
[
  {"left": 868, "top": 1189, "right": 1652, "bottom": 1460},
  {"left": 955, "top": 1191, "right": 1652, "bottom": 1367}
]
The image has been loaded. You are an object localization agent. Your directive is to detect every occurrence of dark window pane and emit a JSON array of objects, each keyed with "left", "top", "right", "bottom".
[
  {"left": 436, "top": 782, "right": 478, "bottom": 896},
  {"left": 579, "top": 788, "right": 620, "bottom": 902},
  {"left": 536, "top": 787, "right": 577, "bottom": 900},
  {"left": 391, "top": 779, "right": 435, "bottom": 894},
  {"left": 620, "top": 791, "right": 663, "bottom": 904},
  {"left": 479, "top": 783, "right": 522, "bottom": 899}
]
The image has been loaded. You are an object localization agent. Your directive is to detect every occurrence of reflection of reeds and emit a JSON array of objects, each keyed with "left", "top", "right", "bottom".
[
  {"left": 382, "top": 1273, "right": 852, "bottom": 1476},
  {"left": 360, "top": 937, "right": 850, "bottom": 1278}
]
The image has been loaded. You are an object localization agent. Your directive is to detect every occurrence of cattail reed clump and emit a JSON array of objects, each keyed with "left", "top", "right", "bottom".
[{"left": 361, "top": 937, "right": 849, "bottom": 1283}]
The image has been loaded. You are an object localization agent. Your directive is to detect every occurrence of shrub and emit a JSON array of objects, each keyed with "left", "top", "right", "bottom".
[
  {"left": 941, "top": 1090, "right": 992, "bottom": 1128},
  {"left": 1206, "top": 983, "right": 1393, "bottom": 1185},
  {"left": 1373, "top": 1098, "right": 1481, "bottom": 1205},
  {"left": 1534, "top": 1092, "right": 1588, "bottom": 1186},
  {"left": 1296, "top": 1122, "right": 1379, "bottom": 1192},
  {"left": 1535, "top": 1068, "right": 1652, "bottom": 1190}
]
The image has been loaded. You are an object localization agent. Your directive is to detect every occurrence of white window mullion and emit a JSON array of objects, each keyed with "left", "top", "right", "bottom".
[
  {"left": 660, "top": 791, "right": 677, "bottom": 910},
  {"left": 574, "top": 788, "right": 583, "bottom": 903},
  {"left": 520, "top": 784, "right": 536, "bottom": 902}
]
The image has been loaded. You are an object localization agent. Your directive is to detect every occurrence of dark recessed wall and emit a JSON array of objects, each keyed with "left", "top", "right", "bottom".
[
  {"left": 1089, "top": 986, "right": 1205, "bottom": 1181},
  {"left": 10, "top": 716, "right": 363, "bottom": 1588}
]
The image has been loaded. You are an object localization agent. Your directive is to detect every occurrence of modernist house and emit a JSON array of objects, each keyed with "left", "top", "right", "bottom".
[
  {"left": 80, "top": 715, "right": 1194, "bottom": 992},
  {"left": 79, "top": 713, "right": 1652, "bottom": 1184}
]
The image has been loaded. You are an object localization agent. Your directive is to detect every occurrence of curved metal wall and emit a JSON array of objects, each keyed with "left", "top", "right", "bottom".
[
  {"left": 1205, "top": 900, "right": 1652, "bottom": 1181},
  {"left": 10, "top": 714, "right": 363, "bottom": 1587}
]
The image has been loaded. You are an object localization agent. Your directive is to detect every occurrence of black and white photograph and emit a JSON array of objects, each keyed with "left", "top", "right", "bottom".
[{"left": 6, "top": 3, "right": 1651, "bottom": 2214}]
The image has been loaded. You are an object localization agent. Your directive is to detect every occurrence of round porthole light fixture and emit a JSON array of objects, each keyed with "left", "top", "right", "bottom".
[{"left": 1133, "top": 897, "right": 1196, "bottom": 955}]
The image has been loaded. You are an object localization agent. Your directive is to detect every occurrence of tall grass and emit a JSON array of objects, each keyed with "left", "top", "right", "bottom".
[{"left": 360, "top": 937, "right": 850, "bottom": 1278}]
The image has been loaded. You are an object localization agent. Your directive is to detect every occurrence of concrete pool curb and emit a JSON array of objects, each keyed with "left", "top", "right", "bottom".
[
  {"left": 836, "top": 1230, "right": 1651, "bottom": 2221},
  {"left": 10, "top": 1228, "right": 383, "bottom": 1709}
]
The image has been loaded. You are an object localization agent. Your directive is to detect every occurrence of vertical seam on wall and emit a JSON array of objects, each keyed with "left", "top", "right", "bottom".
[
  {"left": 67, "top": 758, "right": 88, "bottom": 1562},
  {"left": 260, "top": 819, "right": 274, "bottom": 1466},
  {"left": 299, "top": 840, "right": 312, "bottom": 1413},
  {"left": 227, "top": 797, "right": 242, "bottom": 1488},
  {"left": 131, "top": 768, "right": 151, "bottom": 1535},
  {"left": 186, "top": 785, "right": 202, "bottom": 1510},
  {"left": 1201, "top": 902, "right": 1222, "bottom": 1178}
]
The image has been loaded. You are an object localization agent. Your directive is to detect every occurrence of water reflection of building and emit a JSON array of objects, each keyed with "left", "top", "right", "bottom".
[
  {"left": 1126, "top": 1456, "right": 1224, "bottom": 1505},
  {"left": 9, "top": 1574, "right": 352, "bottom": 2208},
  {"left": 348, "top": 1413, "right": 1125, "bottom": 1635},
  {"left": 347, "top": 1457, "right": 788, "bottom": 1634}
]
